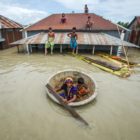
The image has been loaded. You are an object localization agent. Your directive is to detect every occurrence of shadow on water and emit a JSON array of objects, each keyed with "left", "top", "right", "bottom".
[
  {"left": 45, "top": 91, "right": 97, "bottom": 130},
  {"left": 46, "top": 92, "right": 97, "bottom": 114}
]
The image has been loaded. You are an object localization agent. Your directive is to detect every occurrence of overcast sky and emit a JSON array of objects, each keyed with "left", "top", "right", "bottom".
[{"left": 0, "top": 0, "right": 140, "bottom": 25}]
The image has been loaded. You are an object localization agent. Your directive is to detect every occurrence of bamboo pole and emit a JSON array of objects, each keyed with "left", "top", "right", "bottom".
[
  {"left": 60, "top": 44, "right": 63, "bottom": 53},
  {"left": 110, "top": 46, "right": 113, "bottom": 55},
  {"left": 116, "top": 25, "right": 130, "bottom": 68}
]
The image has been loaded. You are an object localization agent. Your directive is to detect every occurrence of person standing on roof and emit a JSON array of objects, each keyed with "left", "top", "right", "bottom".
[
  {"left": 67, "top": 27, "right": 78, "bottom": 54},
  {"left": 45, "top": 27, "right": 55, "bottom": 55},
  {"left": 86, "top": 16, "right": 93, "bottom": 30},
  {"left": 61, "top": 13, "right": 67, "bottom": 24},
  {"left": 84, "top": 4, "right": 89, "bottom": 14}
]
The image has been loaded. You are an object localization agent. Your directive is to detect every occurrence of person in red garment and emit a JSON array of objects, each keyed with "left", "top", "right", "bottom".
[
  {"left": 61, "top": 13, "right": 67, "bottom": 24},
  {"left": 77, "top": 77, "right": 90, "bottom": 98},
  {"left": 86, "top": 16, "right": 93, "bottom": 30}
]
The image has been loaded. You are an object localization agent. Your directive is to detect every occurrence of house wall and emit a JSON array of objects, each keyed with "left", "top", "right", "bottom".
[
  {"left": 126, "top": 19, "right": 140, "bottom": 46},
  {"left": 1, "top": 28, "right": 22, "bottom": 49}
]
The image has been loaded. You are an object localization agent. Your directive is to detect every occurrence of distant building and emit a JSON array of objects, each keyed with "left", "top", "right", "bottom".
[
  {"left": 0, "top": 15, "right": 23, "bottom": 49},
  {"left": 128, "top": 16, "right": 140, "bottom": 46}
]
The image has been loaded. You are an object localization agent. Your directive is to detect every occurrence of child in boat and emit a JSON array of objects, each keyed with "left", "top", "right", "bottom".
[
  {"left": 56, "top": 77, "right": 77, "bottom": 104},
  {"left": 77, "top": 77, "right": 89, "bottom": 97}
]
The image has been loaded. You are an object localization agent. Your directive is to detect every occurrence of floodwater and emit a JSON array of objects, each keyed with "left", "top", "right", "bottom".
[{"left": 0, "top": 47, "right": 140, "bottom": 140}]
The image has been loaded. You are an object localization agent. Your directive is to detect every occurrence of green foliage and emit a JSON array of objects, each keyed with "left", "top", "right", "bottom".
[{"left": 117, "top": 21, "right": 129, "bottom": 28}]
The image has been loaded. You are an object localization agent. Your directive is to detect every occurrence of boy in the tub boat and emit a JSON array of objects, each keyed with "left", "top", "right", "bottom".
[{"left": 55, "top": 77, "right": 77, "bottom": 104}]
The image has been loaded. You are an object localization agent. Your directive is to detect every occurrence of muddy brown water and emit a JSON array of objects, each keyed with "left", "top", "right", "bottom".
[{"left": 0, "top": 47, "right": 140, "bottom": 140}]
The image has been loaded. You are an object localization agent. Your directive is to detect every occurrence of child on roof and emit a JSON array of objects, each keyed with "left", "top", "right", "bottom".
[
  {"left": 45, "top": 27, "right": 55, "bottom": 55},
  {"left": 67, "top": 27, "right": 78, "bottom": 54}
]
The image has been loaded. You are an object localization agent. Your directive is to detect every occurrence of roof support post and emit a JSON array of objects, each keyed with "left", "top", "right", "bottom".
[
  {"left": 76, "top": 45, "right": 78, "bottom": 54},
  {"left": 30, "top": 45, "right": 32, "bottom": 53},
  {"left": 17, "top": 45, "right": 19, "bottom": 53},
  {"left": 26, "top": 44, "right": 30, "bottom": 54},
  {"left": 92, "top": 46, "right": 95, "bottom": 55},
  {"left": 110, "top": 46, "right": 113, "bottom": 55},
  {"left": 60, "top": 44, "right": 62, "bottom": 53}
]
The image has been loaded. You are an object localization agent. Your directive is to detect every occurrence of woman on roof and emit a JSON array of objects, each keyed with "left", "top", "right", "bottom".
[
  {"left": 45, "top": 27, "right": 55, "bottom": 55},
  {"left": 67, "top": 27, "right": 78, "bottom": 54}
]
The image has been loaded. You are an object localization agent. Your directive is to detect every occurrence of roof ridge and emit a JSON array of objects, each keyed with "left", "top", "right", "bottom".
[{"left": 0, "top": 15, "right": 23, "bottom": 28}]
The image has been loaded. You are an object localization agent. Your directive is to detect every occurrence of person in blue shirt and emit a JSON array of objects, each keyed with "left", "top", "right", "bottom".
[
  {"left": 56, "top": 77, "right": 77, "bottom": 104},
  {"left": 67, "top": 27, "right": 78, "bottom": 54}
]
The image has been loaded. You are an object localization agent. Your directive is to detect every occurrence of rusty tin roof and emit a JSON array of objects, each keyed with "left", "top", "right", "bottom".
[
  {"left": 26, "top": 13, "right": 120, "bottom": 31},
  {"left": 0, "top": 15, "right": 22, "bottom": 29},
  {"left": 11, "top": 32, "right": 138, "bottom": 48}
]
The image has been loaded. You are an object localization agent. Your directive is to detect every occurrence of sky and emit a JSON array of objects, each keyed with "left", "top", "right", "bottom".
[{"left": 0, "top": 0, "right": 140, "bottom": 25}]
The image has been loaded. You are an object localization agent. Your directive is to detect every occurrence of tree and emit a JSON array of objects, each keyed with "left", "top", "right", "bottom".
[{"left": 117, "top": 21, "right": 129, "bottom": 28}]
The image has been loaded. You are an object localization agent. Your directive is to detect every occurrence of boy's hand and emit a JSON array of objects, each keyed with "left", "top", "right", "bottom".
[{"left": 62, "top": 99, "right": 68, "bottom": 104}]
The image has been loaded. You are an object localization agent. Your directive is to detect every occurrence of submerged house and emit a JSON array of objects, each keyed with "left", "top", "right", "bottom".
[
  {"left": 128, "top": 16, "right": 140, "bottom": 46},
  {"left": 11, "top": 7, "right": 138, "bottom": 55},
  {"left": 0, "top": 15, "right": 23, "bottom": 49}
]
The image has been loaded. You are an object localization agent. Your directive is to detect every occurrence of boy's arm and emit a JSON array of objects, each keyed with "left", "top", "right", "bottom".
[
  {"left": 67, "top": 95, "right": 77, "bottom": 104},
  {"left": 76, "top": 34, "right": 78, "bottom": 40},
  {"left": 84, "top": 87, "right": 90, "bottom": 94},
  {"left": 67, "top": 33, "right": 71, "bottom": 37},
  {"left": 55, "top": 88, "right": 61, "bottom": 92}
]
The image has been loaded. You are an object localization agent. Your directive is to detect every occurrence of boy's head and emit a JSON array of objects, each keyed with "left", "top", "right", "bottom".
[
  {"left": 65, "top": 77, "right": 73, "bottom": 87},
  {"left": 88, "top": 16, "right": 91, "bottom": 20},
  {"left": 72, "top": 27, "right": 76, "bottom": 33},
  {"left": 62, "top": 13, "right": 65, "bottom": 17},
  {"left": 77, "top": 77, "right": 85, "bottom": 85},
  {"left": 49, "top": 27, "right": 52, "bottom": 32}
]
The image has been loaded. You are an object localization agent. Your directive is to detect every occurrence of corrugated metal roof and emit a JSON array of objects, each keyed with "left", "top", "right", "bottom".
[
  {"left": 11, "top": 32, "right": 138, "bottom": 48},
  {"left": 0, "top": 15, "right": 22, "bottom": 28},
  {"left": 26, "top": 13, "right": 120, "bottom": 31}
]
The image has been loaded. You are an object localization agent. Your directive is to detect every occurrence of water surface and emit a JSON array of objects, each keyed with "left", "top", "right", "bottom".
[{"left": 0, "top": 48, "right": 140, "bottom": 140}]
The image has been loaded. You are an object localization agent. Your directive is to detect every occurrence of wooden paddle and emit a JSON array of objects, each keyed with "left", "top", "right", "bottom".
[{"left": 46, "top": 84, "right": 89, "bottom": 126}]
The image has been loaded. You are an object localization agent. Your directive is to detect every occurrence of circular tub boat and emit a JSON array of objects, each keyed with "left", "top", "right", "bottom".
[{"left": 46, "top": 70, "right": 97, "bottom": 107}]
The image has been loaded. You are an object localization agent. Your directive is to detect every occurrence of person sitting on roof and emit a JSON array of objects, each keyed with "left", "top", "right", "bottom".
[
  {"left": 86, "top": 16, "right": 93, "bottom": 30},
  {"left": 77, "top": 77, "right": 90, "bottom": 98},
  {"left": 84, "top": 4, "right": 89, "bottom": 14},
  {"left": 61, "top": 13, "right": 67, "bottom": 24},
  {"left": 55, "top": 77, "right": 77, "bottom": 104},
  {"left": 67, "top": 27, "right": 78, "bottom": 54},
  {"left": 45, "top": 27, "right": 55, "bottom": 55}
]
